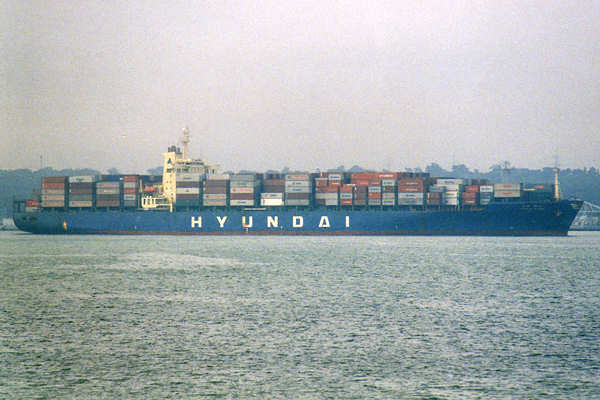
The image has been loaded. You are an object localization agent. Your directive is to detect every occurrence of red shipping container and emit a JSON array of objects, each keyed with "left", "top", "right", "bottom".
[
  {"left": 465, "top": 185, "right": 479, "bottom": 193},
  {"left": 368, "top": 193, "right": 381, "bottom": 199},
  {"left": 42, "top": 183, "right": 65, "bottom": 189},
  {"left": 230, "top": 193, "right": 254, "bottom": 200},
  {"left": 123, "top": 176, "right": 138, "bottom": 182},
  {"left": 351, "top": 179, "right": 370, "bottom": 187}
]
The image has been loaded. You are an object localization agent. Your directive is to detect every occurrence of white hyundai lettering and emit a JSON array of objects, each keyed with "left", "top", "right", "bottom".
[
  {"left": 191, "top": 216, "right": 202, "bottom": 228},
  {"left": 242, "top": 216, "right": 253, "bottom": 228},
  {"left": 345, "top": 216, "right": 350, "bottom": 228},
  {"left": 292, "top": 216, "right": 304, "bottom": 228},
  {"left": 318, "top": 216, "right": 330, "bottom": 228},
  {"left": 216, "top": 216, "right": 228, "bottom": 228},
  {"left": 267, "top": 216, "right": 278, "bottom": 228}
]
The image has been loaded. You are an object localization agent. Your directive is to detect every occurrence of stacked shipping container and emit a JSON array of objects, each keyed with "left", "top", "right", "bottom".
[
  {"left": 340, "top": 184, "right": 354, "bottom": 206},
  {"left": 123, "top": 176, "right": 138, "bottom": 208},
  {"left": 285, "top": 174, "right": 311, "bottom": 206},
  {"left": 381, "top": 179, "right": 396, "bottom": 206},
  {"left": 261, "top": 174, "right": 285, "bottom": 206},
  {"left": 41, "top": 176, "right": 67, "bottom": 208},
  {"left": 397, "top": 178, "right": 426, "bottom": 206},
  {"left": 176, "top": 173, "right": 202, "bottom": 207},
  {"left": 203, "top": 174, "right": 229, "bottom": 206},
  {"left": 230, "top": 174, "right": 260, "bottom": 207},
  {"left": 434, "top": 178, "right": 464, "bottom": 206},
  {"left": 96, "top": 177, "right": 121, "bottom": 208},
  {"left": 69, "top": 176, "right": 95, "bottom": 208},
  {"left": 493, "top": 183, "right": 521, "bottom": 199},
  {"left": 479, "top": 185, "right": 493, "bottom": 205},
  {"left": 34, "top": 170, "right": 556, "bottom": 213}
]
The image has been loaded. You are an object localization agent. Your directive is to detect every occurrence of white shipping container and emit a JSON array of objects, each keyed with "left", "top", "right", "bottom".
[
  {"left": 230, "top": 200, "right": 255, "bottom": 206},
  {"left": 436, "top": 178, "right": 464, "bottom": 185},
  {"left": 382, "top": 193, "right": 396, "bottom": 199},
  {"left": 230, "top": 181, "right": 256, "bottom": 188},
  {"left": 176, "top": 188, "right": 200, "bottom": 194},
  {"left": 207, "top": 174, "right": 230, "bottom": 180},
  {"left": 368, "top": 186, "right": 381, "bottom": 193},
  {"left": 285, "top": 187, "right": 311, "bottom": 193},
  {"left": 436, "top": 184, "right": 462, "bottom": 192},
  {"left": 285, "top": 180, "right": 312, "bottom": 187},
  {"left": 315, "top": 193, "right": 338, "bottom": 200},
  {"left": 123, "top": 182, "right": 138, "bottom": 189},
  {"left": 368, "top": 199, "right": 382, "bottom": 205},
  {"left": 230, "top": 174, "right": 257, "bottom": 181},
  {"left": 261, "top": 193, "right": 284, "bottom": 199},
  {"left": 443, "top": 191, "right": 460, "bottom": 198},
  {"left": 397, "top": 193, "right": 424, "bottom": 199},
  {"left": 429, "top": 186, "right": 446, "bottom": 192},
  {"left": 176, "top": 173, "right": 202, "bottom": 181},
  {"left": 382, "top": 199, "right": 396, "bottom": 205},
  {"left": 443, "top": 198, "right": 459, "bottom": 205},
  {"left": 324, "top": 200, "right": 338, "bottom": 206},
  {"left": 123, "top": 194, "right": 137, "bottom": 201},
  {"left": 69, "top": 175, "right": 96, "bottom": 183},
  {"left": 340, "top": 193, "right": 353, "bottom": 199},
  {"left": 261, "top": 198, "right": 284, "bottom": 206},
  {"left": 381, "top": 179, "right": 396, "bottom": 186},
  {"left": 327, "top": 174, "right": 342, "bottom": 180},
  {"left": 285, "top": 174, "right": 310, "bottom": 181},
  {"left": 479, "top": 185, "right": 494, "bottom": 193},
  {"left": 398, "top": 199, "right": 424, "bottom": 205}
]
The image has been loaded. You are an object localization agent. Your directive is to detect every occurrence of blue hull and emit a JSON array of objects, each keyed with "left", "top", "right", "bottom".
[{"left": 14, "top": 200, "right": 582, "bottom": 236}]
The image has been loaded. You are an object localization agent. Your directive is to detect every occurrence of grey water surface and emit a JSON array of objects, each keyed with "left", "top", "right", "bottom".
[{"left": 1, "top": 231, "right": 599, "bottom": 399}]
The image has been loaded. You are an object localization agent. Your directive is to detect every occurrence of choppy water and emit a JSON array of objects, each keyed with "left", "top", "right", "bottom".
[{"left": 1, "top": 231, "right": 599, "bottom": 399}]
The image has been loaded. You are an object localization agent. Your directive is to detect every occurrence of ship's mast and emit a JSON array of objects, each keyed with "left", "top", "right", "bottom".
[
  {"left": 553, "top": 154, "right": 560, "bottom": 201},
  {"left": 553, "top": 167, "right": 560, "bottom": 201},
  {"left": 181, "top": 126, "right": 190, "bottom": 160}
]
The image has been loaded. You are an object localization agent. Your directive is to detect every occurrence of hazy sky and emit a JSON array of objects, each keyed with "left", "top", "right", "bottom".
[{"left": 2, "top": 1, "right": 599, "bottom": 173}]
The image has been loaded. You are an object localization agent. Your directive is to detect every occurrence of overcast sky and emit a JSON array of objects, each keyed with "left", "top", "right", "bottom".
[{"left": 2, "top": 0, "right": 599, "bottom": 173}]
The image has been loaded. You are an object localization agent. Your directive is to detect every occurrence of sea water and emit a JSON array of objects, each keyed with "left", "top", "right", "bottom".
[{"left": 1, "top": 231, "right": 599, "bottom": 399}]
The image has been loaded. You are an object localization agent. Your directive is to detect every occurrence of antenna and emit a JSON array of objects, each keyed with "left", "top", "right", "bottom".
[
  {"left": 181, "top": 126, "right": 190, "bottom": 159},
  {"left": 500, "top": 161, "right": 511, "bottom": 183}
]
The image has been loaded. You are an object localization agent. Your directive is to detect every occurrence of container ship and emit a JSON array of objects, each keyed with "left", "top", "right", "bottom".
[{"left": 13, "top": 129, "right": 582, "bottom": 236}]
